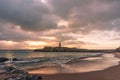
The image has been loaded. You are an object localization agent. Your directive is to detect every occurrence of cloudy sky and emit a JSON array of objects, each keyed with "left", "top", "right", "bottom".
[{"left": 0, "top": 0, "right": 120, "bottom": 50}]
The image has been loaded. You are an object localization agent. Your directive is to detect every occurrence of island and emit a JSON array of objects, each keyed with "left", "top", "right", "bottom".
[
  {"left": 34, "top": 42, "right": 106, "bottom": 52},
  {"left": 115, "top": 47, "right": 120, "bottom": 52}
]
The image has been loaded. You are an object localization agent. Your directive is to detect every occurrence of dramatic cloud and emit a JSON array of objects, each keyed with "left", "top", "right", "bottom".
[
  {"left": 0, "top": 22, "right": 40, "bottom": 41},
  {"left": 0, "top": 0, "right": 120, "bottom": 49},
  {"left": 0, "top": 0, "right": 59, "bottom": 31},
  {"left": 1, "top": 0, "right": 120, "bottom": 32},
  {"left": 48, "top": 0, "right": 120, "bottom": 32}
]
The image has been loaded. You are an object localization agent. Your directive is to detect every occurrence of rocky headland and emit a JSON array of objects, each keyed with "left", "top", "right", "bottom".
[{"left": 0, "top": 57, "right": 42, "bottom": 80}]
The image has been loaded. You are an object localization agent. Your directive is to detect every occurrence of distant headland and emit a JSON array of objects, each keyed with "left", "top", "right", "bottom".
[{"left": 34, "top": 42, "right": 107, "bottom": 52}]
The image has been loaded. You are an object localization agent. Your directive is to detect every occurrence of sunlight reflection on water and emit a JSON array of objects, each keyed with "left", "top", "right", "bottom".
[{"left": 29, "top": 54, "right": 120, "bottom": 74}]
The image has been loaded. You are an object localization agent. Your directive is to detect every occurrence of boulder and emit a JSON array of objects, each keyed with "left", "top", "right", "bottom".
[
  {"left": 4, "top": 74, "right": 42, "bottom": 80},
  {"left": 0, "top": 65, "right": 27, "bottom": 74},
  {"left": 26, "top": 75, "right": 42, "bottom": 80},
  {"left": 0, "top": 65, "right": 42, "bottom": 80},
  {"left": 0, "top": 57, "right": 9, "bottom": 62},
  {"left": 12, "top": 58, "right": 22, "bottom": 61}
]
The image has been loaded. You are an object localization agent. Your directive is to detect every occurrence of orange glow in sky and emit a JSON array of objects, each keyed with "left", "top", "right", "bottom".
[{"left": 0, "top": 0, "right": 120, "bottom": 50}]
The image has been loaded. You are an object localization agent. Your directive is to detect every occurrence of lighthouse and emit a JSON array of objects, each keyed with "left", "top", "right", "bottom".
[{"left": 59, "top": 42, "right": 61, "bottom": 48}]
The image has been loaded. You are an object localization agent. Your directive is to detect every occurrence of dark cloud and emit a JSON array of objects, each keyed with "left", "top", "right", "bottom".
[
  {"left": 0, "top": 0, "right": 120, "bottom": 49},
  {"left": 0, "top": 0, "right": 120, "bottom": 32},
  {"left": 0, "top": 0, "right": 58, "bottom": 31},
  {"left": 48, "top": 0, "right": 120, "bottom": 32},
  {"left": 0, "top": 22, "right": 41, "bottom": 41}
]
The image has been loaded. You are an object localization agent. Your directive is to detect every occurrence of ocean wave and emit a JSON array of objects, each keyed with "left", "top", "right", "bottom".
[{"left": 29, "top": 53, "right": 120, "bottom": 74}]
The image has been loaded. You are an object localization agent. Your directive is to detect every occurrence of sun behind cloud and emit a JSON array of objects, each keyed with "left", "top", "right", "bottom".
[{"left": 0, "top": 0, "right": 120, "bottom": 49}]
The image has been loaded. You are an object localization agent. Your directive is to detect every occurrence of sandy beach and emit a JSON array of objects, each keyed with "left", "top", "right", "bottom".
[
  {"left": 41, "top": 65, "right": 120, "bottom": 80},
  {"left": 1, "top": 53, "right": 120, "bottom": 80},
  {"left": 30, "top": 53, "right": 120, "bottom": 80},
  {"left": 1, "top": 61, "right": 120, "bottom": 80}
]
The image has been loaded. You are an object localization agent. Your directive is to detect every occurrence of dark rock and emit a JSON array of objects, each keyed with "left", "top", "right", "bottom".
[
  {"left": 4, "top": 74, "right": 42, "bottom": 80},
  {"left": 27, "top": 75, "right": 42, "bottom": 80},
  {"left": 12, "top": 58, "right": 22, "bottom": 61},
  {"left": 116, "top": 47, "right": 120, "bottom": 52},
  {"left": 0, "top": 57, "right": 9, "bottom": 62},
  {"left": 11, "top": 69, "right": 28, "bottom": 74},
  {"left": 4, "top": 66, "right": 14, "bottom": 73},
  {"left": 0, "top": 66, "right": 28, "bottom": 74},
  {"left": 0, "top": 65, "right": 42, "bottom": 80}
]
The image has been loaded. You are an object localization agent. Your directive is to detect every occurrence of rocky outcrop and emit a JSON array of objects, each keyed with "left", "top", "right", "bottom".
[
  {"left": 12, "top": 58, "right": 22, "bottom": 61},
  {"left": 0, "top": 57, "right": 22, "bottom": 63},
  {"left": 0, "top": 65, "right": 27, "bottom": 74},
  {"left": 116, "top": 47, "right": 120, "bottom": 52},
  {"left": 4, "top": 74, "right": 42, "bottom": 80},
  {"left": 0, "top": 58, "right": 9, "bottom": 63},
  {"left": 0, "top": 65, "right": 42, "bottom": 80}
]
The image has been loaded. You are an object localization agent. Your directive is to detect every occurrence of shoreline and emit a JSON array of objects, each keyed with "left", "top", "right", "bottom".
[
  {"left": 28, "top": 53, "right": 120, "bottom": 74},
  {"left": 30, "top": 53, "right": 120, "bottom": 80},
  {"left": 38, "top": 63, "right": 120, "bottom": 80},
  {"left": 1, "top": 53, "right": 120, "bottom": 80},
  {"left": 41, "top": 63, "right": 120, "bottom": 80}
]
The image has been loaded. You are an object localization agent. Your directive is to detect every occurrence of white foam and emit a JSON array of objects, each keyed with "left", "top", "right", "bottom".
[
  {"left": 65, "top": 54, "right": 120, "bottom": 73},
  {"left": 28, "top": 54, "right": 120, "bottom": 74}
]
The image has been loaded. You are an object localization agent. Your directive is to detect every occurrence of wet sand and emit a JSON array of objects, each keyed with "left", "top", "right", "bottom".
[
  {"left": 35, "top": 53, "right": 120, "bottom": 80},
  {"left": 1, "top": 53, "right": 120, "bottom": 80},
  {"left": 40, "top": 64, "right": 120, "bottom": 80}
]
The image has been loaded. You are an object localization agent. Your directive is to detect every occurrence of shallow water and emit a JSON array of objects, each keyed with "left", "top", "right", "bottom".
[
  {"left": 29, "top": 53, "right": 120, "bottom": 74},
  {"left": 0, "top": 50, "right": 119, "bottom": 74}
]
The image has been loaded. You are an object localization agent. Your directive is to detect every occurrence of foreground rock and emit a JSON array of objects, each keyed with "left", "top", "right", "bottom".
[
  {"left": 0, "top": 65, "right": 42, "bottom": 80},
  {"left": 4, "top": 74, "right": 42, "bottom": 80},
  {"left": 12, "top": 58, "right": 22, "bottom": 61},
  {"left": 0, "top": 58, "right": 9, "bottom": 63},
  {"left": 0, "top": 65, "right": 27, "bottom": 74}
]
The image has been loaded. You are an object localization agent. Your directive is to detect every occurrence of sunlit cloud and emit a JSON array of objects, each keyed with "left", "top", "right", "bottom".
[
  {"left": 41, "top": 0, "right": 47, "bottom": 4},
  {"left": 25, "top": 41, "right": 47, "bottom": 46},
  {"left": 0, "top": 0, "right": 120, "bottom": 49},
  {"left": 40, "top": 36, "right": 56, "bottom": 40},
  {"left": 58, "top": 20, "right": 69, "bottom": 28}
]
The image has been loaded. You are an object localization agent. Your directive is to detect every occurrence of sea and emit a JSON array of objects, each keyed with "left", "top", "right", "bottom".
[{"left": 0, "top": 50, "right": 120, "bottom": 74}]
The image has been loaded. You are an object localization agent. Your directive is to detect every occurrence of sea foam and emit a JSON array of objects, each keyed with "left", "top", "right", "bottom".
[{"left": 29, "top": 53, "right": 120, "bottom": 74}]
